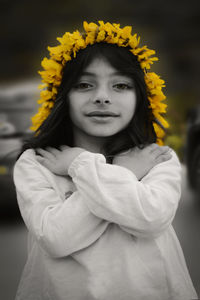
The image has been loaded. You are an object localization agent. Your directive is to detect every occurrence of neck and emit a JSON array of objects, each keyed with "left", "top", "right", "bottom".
[{"left": 73, "top": 131, "right": 108, "bottom": 155}]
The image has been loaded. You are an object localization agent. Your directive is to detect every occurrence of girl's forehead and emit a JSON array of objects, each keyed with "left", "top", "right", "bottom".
[
  {"left": 82, "top": 56, "right": 131, "bottom": 79},
  {"left": 84, "top": 56, "right": 115, "bottom": 72}
]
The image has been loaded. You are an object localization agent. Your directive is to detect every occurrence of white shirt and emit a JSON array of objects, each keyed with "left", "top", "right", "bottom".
[{"left": 13, "top": 149, "right": 198, "bottom": 300}]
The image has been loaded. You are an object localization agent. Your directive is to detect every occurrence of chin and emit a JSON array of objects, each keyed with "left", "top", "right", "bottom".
[{"left": 88, "top": 128, "right": 121, "bottom": 137}]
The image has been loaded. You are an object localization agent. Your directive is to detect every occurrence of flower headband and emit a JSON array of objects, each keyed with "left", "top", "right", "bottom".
[{"left": 31, "top": 20, "right": 169, "bottom": 145}]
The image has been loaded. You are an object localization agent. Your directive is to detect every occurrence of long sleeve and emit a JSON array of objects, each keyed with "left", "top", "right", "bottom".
[
  {"left": 13, "top": 149, "right": 109, "bottom": 258},
  {"left": 68, "top": 149, "right": 182, "bottom": 238}
]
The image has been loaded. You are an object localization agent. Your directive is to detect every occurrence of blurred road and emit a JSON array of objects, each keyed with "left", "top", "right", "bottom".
[
  {"left": 173, "top": 165, "right": 200, "bottom": 297},
  {"left": 0, "top": 164, "right": 199, "bottom": 300}
]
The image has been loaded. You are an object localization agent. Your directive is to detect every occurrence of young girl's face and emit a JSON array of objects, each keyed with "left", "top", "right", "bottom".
[{"left": 68, "top": 56, "right": 137, "bottom": 141}]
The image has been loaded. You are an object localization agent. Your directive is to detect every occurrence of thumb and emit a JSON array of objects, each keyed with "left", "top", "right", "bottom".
[
  {"left": 59, "top": 145, "right": 70, "bottom": 151},
  {"left": 35, "top": 155, "right": 46, "bottom": 165}
]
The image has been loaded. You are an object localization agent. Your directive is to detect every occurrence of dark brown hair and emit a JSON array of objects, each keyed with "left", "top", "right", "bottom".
[{"left": 18, "top": 43, "right": 156, "bottom": 162}]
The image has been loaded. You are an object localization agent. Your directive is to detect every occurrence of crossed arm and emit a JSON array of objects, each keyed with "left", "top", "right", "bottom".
[{"left": 13, "top": 146, "right": 181, "bottom": 258}]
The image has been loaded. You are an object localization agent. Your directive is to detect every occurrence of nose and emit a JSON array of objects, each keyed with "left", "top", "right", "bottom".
[
  {"left": 93, "top": 98, "right": 111, "bottom": 105},
  {"left": 93, "top": 88, "right": 111, "bottom": 105}
]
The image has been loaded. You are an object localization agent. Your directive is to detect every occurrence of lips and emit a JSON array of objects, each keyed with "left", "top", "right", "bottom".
[{"left": 86, "top": 111, "right": 119, "bottom": 117}]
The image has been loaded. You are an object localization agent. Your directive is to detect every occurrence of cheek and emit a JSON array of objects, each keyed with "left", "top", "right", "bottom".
[
  {"left": 121, "top": 95, "right": 137, "bottom": 122},
  {"left": 68, "top": 97, "right": 80, "bottom": 124}
]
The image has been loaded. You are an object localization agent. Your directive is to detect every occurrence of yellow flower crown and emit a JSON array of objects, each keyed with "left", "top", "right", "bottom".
[{"left": 31, "top": 20, "right": 169, "bottom": 145}]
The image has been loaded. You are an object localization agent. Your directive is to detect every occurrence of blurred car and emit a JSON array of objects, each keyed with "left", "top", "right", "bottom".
[
  {"left": 0, "top": 133, "right": 25, "bottom": 220},
  {"left": 185, "top": 105, "right": 200, "bottom": 195},
  {"left": 0, "top": 80, "right": 39, "bottom": 221}
]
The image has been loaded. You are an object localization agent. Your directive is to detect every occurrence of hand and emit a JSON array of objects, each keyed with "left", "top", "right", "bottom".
[
  {"left": 113, "top": 143, "right": 172, "bottom": 180},
  {"left": 35, "top": 145, "right": 85, "bottom": 176}
]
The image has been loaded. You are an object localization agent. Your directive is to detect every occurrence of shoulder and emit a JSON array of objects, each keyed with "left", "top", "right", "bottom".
[
  {"left": 19, "top": 148, "right": 36, "bottom": 160},
  {"left": 166, "top": 148, "right": 181, "bottom": 167},
  {"left": 14, "top": 149, "right": 45, "bottom": 181},
  {"left": 15, "top": 148, "right": 38, "bottom": 169},
  {"left": 142, "top": 147, "right": 182, "bottom": 182},
  {"left": 13, "top": 148, "right": 53, "bottom": 189},
  {"left": 152, "top": 147, "right": 181, "bottom": 169},
  {"left": 160, "top": 147, "right": 182, "bottom": 176},
  {"left": 165, "top": 148, "right": 181, "bottom": 168}
]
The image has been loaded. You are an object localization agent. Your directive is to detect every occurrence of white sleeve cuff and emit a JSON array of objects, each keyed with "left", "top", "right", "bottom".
[{"left": 68, "top": 151, "right": 106, "bottom": 178}]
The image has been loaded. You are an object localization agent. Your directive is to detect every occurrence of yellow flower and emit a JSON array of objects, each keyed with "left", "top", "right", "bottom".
[
  {"left": 39, "top": 70, "right": 62, "bottom": 86},
  {"left": 38, "top": 83, "right": 47, "bottom": 89},
  {"left": 37, "top": 90, "right": 53, "bottom": 103},
  {"left": 37, "top": 87, "right": 58, "bottom": 104},
  {"left": 112, "top": 23, "right": 121, "bottom": 32},
  {"left": 48, "top": 45, "right": 65, "bottom": 61},
  {"left": 43, "top": 101, "right": 54, "bottom": 109},
  {"left": 63, "top": 53, "right": 72, "bottom": 62},
  {"left": 41, "top": 57, "right": 62, "bottom": 75},
  {"left": 145, "top": 72, "right": 165, "bottom": 87},
  {"left": 75, "top": 36, "right": 86, "bottom": 49},
  {"left": 72, "top": 30, "right": 86, "bottom": 50},
  {"left": 157, "top": 138, "right": 164, "bottom": 146},
  {"left": 155, "top": 113, "right": 169, "bottom": 129},
  {"left": 159, "top": 103, "right": 167, "bottom": 113},
  {"left": 140, "top": 58, "right": 158, "bottom": 70},
  {"left": 101, "top": 22, "right": 115, "bottom": 35},
  {"left": 83, "top": 21, "right": 98, "bottom": 33},
  {"left": 57, "top": 33, "right": 75, "bottom": 52},
  {"left": 98, "top": 21, "right": 119, "bottom": 38},
  {"left": 97, "top": 30, "right": 106, "bottom": 42},
  {"left": 153, "top": 123, "right": 166, "bottom": 139},
  {"left": 149, "top": 96, "right": 167, "bottom": 113},
  {"left": 39, "top": 58, "right": 62, "bottom": 86},
  {"left": 31, "top": 106, "right": 51, "bottom": 131},
  {"left": 85, "top": 32, "right": 96, "bottom": 45},
  {"left": 71, "top": 30, "right": 82, "bottom": 40},
  {"left": 106, "top": 35, "right": 120, "bottom": 44},
  {"left": 31, "top": 20, "right": 168, "bottom": 144},
  {"left": 128, "top": 34, "right": 140, "bottom": 48},
  {"left": 121, "top": 26, "right": 132, "bottom": 39}
]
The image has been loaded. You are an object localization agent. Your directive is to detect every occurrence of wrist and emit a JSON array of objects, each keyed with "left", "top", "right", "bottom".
[
  {"left": 72, "top": 148, "right": 86, "bottom": 162},
  {"left": 68, "top": 151, "right": 106, "bottom": 178},
  {"left": 67, "top": 150, "right": 88, "bottom": 176}
]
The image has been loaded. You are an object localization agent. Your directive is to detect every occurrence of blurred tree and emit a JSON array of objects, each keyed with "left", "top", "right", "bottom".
[{"left": 1, "top": 0, "right": 200, "bottom": 157}]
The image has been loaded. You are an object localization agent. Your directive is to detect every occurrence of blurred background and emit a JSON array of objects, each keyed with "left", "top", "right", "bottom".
[{"left": 0, "top": 0, "right": 200, "bottom": 299}]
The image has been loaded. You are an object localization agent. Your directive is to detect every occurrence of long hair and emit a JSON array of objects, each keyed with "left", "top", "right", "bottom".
[{"left": 18, "top": 43, "right": 157, "bottom": 162}]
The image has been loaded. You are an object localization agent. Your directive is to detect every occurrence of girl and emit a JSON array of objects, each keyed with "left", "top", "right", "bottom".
[{"left": 13, "top": 21, "right": 198, "bottom": 300}]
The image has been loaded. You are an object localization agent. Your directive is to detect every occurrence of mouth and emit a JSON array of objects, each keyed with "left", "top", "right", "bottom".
[{"left": 86, "top": 111, "right": 120, "bottom": 117}]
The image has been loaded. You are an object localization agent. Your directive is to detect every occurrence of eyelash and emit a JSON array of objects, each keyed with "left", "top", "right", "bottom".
[
  {"left": 113, "top": 83, "right": 132, "bottom": 90},
  {"left": 74, "top": 82, "right": 92, "bottom": 90},
  {"left": 74, "top": 82, "right": 132, "bottom": 91}
]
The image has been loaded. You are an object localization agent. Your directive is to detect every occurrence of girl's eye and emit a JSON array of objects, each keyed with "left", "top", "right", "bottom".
[
  {"left": 74, "top": 82, "right": 93, "bottom": 90},
  {"left": 113, "top": 83, "right": 132, "bottom": 90}
]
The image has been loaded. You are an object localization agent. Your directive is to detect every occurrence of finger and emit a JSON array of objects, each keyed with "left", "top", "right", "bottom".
[
  {"left": 35, "top": 155, "right": 44, "bottom": 162},
  {"left": 36, "top": 148, "right": 55, "bottom": 160},
  {"left": 59, "top": 145, "right": 70, "bottom": 151},
  {"left": 149, "top": 143, "right": 158, "bottom": 150},
  {"left": 155, "top": 153, "right": 172, "bottom": 164},
  {"left": 36, "top": 155, "right": 54, "bottom": 169},
  {"left": 45, "top": 147, "right": 60, "bottom": 156},
  {"left": 117, "top": 149, "right": 132, "bottom": 156},
  {"left": 36, "top": 155, "right": 46, "bottom": 165},
  {"left": 153, "top": 146, "right": 171, "bottom": 157},
  {"left": 145, "top": 143, "right": 159, "bottom": 153}
]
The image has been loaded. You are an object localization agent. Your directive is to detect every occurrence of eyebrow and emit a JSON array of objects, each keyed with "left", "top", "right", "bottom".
[{"left": 80, "top": 71, "right": 131, "bottom": 77}]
